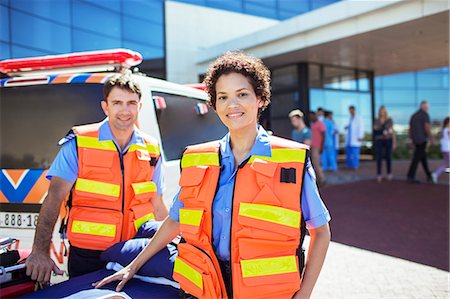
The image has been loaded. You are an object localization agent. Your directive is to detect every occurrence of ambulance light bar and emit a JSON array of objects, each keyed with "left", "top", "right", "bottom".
[
  {"left": 185, "top": 83, "right": 207, "bottom": 92},
  {"left": 0, "top": 49, "right": 142, "bottom": 76}
]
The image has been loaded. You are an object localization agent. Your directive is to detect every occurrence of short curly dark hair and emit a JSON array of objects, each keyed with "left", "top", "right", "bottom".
[{"left": 203, "top": 51, "right": 271, "bottom": 112}]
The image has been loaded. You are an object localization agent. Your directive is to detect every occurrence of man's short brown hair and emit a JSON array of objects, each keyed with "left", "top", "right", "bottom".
[
  {"left": 103, "top": 72, "right": 142, "bottom": 101},
  {"left": 203, "top": 51, "right": 271, "bottom": 112}
]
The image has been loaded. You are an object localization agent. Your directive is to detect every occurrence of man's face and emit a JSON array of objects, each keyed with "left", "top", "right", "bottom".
[
  {"left": 101, "top": 87, "right": 141, "bottom": 132},
  {"left": 290, "top": 116, "right": 301, "bottom": 128},
  {"left": 421, "top": 102, "right": 429, "bottom": 112},
  {"left": 349, "top": 108, "right": 355, "bottom": 116}
]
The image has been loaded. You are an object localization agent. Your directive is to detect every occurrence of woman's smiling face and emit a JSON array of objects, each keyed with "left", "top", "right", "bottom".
[{"left": 214, "top": 72, "right": 263, "bottom": 132}]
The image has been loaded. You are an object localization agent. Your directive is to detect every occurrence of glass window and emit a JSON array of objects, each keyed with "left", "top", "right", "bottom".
[
  {"left": 122, "top": 16, "right": 164, "bottom": 48},
  {"left": 72, "top": 2, "right": 121, "bottom": 39},
  {"left": 323, "top": 66, "right": 357, "bottom": 90},
  {"left": 270, "top": 91, "right": 300, "bottom": 119},
  {"left": 244, "top": 3, "right": 277, "bottom": 19},
  {"left": 379, "top": 73, "right": 415, "bottom": 88},
  {"left": 310, "top": 88, "right": 372, "bottom": 134},
  {"left": 123, "top": 40, "right": 164, "bottom": 59},
  {"left": 311, "top": 0, "right": 340, "bottom": 10},
  {"left": 417, "top": 89, "right": 449, "bottom": 105},
  {"left": 11, "top": 45, "right": 49, "bottom": 58},
  {"left": 0, "top": 41, "right": 10, "bottom": 59},
  {"left": 153, "top": 91, "right": 227, "bottom": 161},
  {"left": 381, "top": 89, "right": 416, "bottom": 105},
  {"left": 272, "top": 65, "right": 298, "bottom": 91},
  {"left": 72, "top": 29, "right": 121, "bottom": 52},
  {"left": 245, "top": 0, "right": 276, "bottom": 9},
  {"left": 417, "top": 72, "right": 446, "bottom": 88},
  {"left": 206, "top": 0, "right": 243, "bottom": 12},
  {"left": 309, "top": 64, "right": 321, "bottom": 88},
  {"left": 80, "top": 0, "right": 121, "bottom": 12},
  {"left": 358, "top": 71, "right": 370, "bottom": 91},
  {"left": 11, "top": 10, "right": 71, "bottom": 53},
  {"left": 1, "top": 4, "right": 9, "bottom": 42},
  {"left": 123, "top": 0, "right": 164, "bottom": 24},
  {"left": 278, "top": 0, "right": 310, "bottom": 14},
  {"left": 0, "top": 84, "right": 104, "bottom": 169},
  {"left": 10, "top": 0, "right": 70, "bottom": 25}
]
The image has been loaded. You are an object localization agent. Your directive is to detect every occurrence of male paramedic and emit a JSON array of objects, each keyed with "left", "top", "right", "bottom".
[{"left": 26, "top": 73, "right": 168, "bottom": 283}]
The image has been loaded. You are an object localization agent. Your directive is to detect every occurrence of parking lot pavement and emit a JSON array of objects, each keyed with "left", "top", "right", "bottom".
[{"left": 309, "top": 239, "right": 449, "bottom": 298}]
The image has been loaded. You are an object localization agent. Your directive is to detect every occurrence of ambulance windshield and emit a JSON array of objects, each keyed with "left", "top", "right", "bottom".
[{"left": 0, "top": 84, "right": 105, "bottom": 169}]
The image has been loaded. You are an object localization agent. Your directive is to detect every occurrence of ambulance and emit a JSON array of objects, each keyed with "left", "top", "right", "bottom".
[{"left": 0, "top": 49, "right": 226, "bottom": 278}]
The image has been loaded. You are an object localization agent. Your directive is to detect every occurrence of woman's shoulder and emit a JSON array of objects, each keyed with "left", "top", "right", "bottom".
[{"left": 184, "top": 140, "right": 221, "bottom": 154}]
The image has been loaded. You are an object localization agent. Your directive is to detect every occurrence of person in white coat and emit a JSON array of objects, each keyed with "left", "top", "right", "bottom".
[{"left": 345, "top": 105, "right": 364, "bottom": 169}]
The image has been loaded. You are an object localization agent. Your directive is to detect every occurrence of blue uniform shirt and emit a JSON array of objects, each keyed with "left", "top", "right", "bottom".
[
  {"left": 170, "top": 126, "right": 331, "bottom": 261},
  {"left": 47, "top": 119, "right": 164, "bottom": 195}
]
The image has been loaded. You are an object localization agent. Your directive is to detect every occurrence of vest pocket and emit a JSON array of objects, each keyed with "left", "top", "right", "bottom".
[
  {"left": 81, "top": 149, "right": 115, "bottom": 181},
  {"left": 67, "top": 206, "right": 122, "bottom": 251},
  {"left": 179, "top": 208, "right": 204, "bottom": 236},
  {"left": 179, "top": 166, "right": 208, "bottom": 201},
  {"left": 233, "top": 255, "right": 300, "bottom": 298},
  {"left": 131, "top": 181, "right": 157, "bottom": 203},
  {"left": 237, "top": 202, "right": 300, "bottom": 237},
  {"left": 72, "top": 178, "right": 121, "bottom": 209},
  {"left": 173, "top": 243, "right": 222, "bottom": 299},
  {"left": 129, "top": 202, "right": 155, "bottom": 237}
]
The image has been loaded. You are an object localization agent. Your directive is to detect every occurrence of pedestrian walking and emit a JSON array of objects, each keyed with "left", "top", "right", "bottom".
[
  {"left": 289, "top": 109, "right": 311, "bottom": 145},
  {"left": 310, "top": 111, "right": 326, "bottom": 185},
  {"left": 345, "top": 105, "right": 364, "bottom": 169},
  {"left": 406, "top": 100, "right": 434, "bottom": 183},
  {"left": 321, "top": 111, "right": 338, "bottom": 172},
  {"left": 373, "top": 106, "right": 396, "bottom": 182},
  {"left": 432, "top": 116, "right": 450, "bottom": 183},
  {"left": 94, "top": 51, "right": 331, "bottom": 299}
]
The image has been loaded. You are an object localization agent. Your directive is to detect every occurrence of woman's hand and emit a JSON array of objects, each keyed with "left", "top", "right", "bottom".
[{"left": 92, "top": 265, "right": 136, "bottom": 292}]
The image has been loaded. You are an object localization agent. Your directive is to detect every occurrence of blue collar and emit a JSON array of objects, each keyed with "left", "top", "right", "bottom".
[{"left": 219, "top": 125, "right": 272, "bottom": 160}]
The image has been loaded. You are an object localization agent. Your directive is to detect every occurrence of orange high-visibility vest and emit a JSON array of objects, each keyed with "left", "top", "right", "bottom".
[
  {"left": 66, "top": 122, "right": 160, "bottom": 251},
  {"left": 173, "top": 136, "right": 308, "bottom": 299}
]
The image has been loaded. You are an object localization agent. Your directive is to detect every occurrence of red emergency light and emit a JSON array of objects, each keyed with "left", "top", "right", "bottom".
[
  {"left": 0, "top": 49, "right": 142, "bottom": 75},
  {"left": 185, "top": 83, "right": 207, "bottom": 92}
]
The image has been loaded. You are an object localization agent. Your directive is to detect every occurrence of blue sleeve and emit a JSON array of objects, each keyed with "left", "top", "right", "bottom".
[
  {"left": 151, "top": 158, "right": 164, "bottom": 196},
  {"left": 46, "top": 139, "right": 78, "bottom": 184},
  {"left": 168, "top": 189, "right": 184, "bottom": 222},
  {"left": 306, "top": 129, "right": 312, "bottom": 140},
  {"left": 301, "top": 158, "right": 331, "bottom": 229}
]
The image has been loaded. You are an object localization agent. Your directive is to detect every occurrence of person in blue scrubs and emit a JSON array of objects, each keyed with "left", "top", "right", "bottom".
[
  {"left": 321, "top": 111, "right": 338, "bottom": 172},
  {"left": 95, "top": 52, "right": 331, "bottom": 298}
]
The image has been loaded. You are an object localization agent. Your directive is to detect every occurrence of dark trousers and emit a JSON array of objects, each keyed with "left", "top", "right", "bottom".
[
  {"left": 375, "top": 139, "right": 392, "bottom": 175},
  {"left": 407, "top": 142, "right": 432, "bottom": 179},
  {"left": 68, "top": 246, "right": 106, "bottom": 278}
]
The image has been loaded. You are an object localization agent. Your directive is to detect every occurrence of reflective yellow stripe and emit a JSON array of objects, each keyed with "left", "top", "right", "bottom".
[
  {"left": 181, "top": 153, "right": 219, "bottom": 168},
  {"left": 179, "top": 209, "right": 203, "bottom": 226},
  {"left": 134, "top": 213, "right": 155, "bottom": 231},
  {"left": 174, "top": 258, "right": 203, "bottom": 290},
  {"left": 128, "top": 143, "right": 160, "bottom": 155},
  {"left": 75, "top": 178, "right": 120, "bottom": 197},
  {"left": 239, "top": 202, "right": 300, "bottom": 228},
  {"left": 71, "top": 220, "right": 116, "bottom": 237},
  {"left": 77, "top": 136, "right": 116, "bottom": 151},
  {"left": 241, "top": 255, "right": 297, "bottom": 278},
  {"left": 147, "top": 144, "right": 160, "bottom": 155},
  {"left": 132, "top": 181, "right": 157, "bottom": 194},
  {"left": 249, "top": 148, "right": 306, "bottom": 164}
]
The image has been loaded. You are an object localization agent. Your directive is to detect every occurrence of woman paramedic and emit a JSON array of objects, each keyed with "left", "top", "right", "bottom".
[{"left": 94, "top": 52, "right": 331, "bottom": 299}]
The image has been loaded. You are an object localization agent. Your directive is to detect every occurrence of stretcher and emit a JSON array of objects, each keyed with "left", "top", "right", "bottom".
[
  {"left": 20, "top": 266, "right": 180, "bottom": 299},
  {"left": 0, "top": 237, "right": 36, "bottom": 298}
]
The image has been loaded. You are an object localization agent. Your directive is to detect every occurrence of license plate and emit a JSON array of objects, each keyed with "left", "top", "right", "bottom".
[{"left": 0, "top": 212, "right": 38, "bottom": 228}]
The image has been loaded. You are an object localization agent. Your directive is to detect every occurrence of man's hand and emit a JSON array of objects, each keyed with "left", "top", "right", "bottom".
[
  {"left": 26, "top": 251, "right": 63, "bottom": 284},
  {"left": 93, "top": 265, "right": 136, "bottom": 292}
]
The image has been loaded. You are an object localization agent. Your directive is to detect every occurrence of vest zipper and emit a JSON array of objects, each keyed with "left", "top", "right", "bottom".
[
  {"left": 229, "top": 157, "right": 250, "bottom": 298},
  {"left": 114, "top": 144, "right": 126, "bottom": 241}
]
